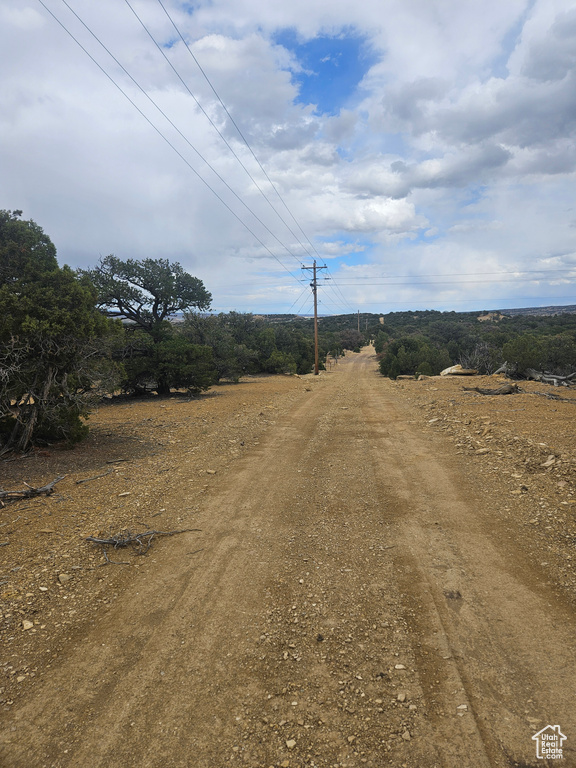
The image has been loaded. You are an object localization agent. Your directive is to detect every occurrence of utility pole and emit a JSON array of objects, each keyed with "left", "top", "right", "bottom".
[
  {"left": 302, "top": 261, "right": 327, "bottom": 375},
  {"left": 357, "top": 310, "right": 360, "bottom": 333}
]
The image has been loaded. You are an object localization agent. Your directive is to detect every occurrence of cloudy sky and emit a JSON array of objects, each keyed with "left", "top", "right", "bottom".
[{"left": 1, "top": 0, "right": 576, "bottom": 315}]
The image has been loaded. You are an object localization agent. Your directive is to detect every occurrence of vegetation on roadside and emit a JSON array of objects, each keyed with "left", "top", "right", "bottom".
[
  {"left": 367, "top": 309, "right": 576, "bottom": 379},
  {"left": 83, "top": 255, "right": 214, "bottom": 396},
  {"left": 0, "top": 211, "right": 118, "bottom": 453},
  {"left": 2, "top": 209, "right": 576, "bottom": 450}
]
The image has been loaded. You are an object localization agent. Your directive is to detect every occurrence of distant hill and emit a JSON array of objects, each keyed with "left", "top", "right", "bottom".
[
  {"left": 250, "top": 305, "right": 576, "bottom": 322},
  {"left": 172, "top": 305, "right": 576, "bottom": 324},
  {"left": 499, "top": 305, "right": 576, "bottom": 317},
  {"left": 255, "top": 304, "right": 576, "bottom": 323}
]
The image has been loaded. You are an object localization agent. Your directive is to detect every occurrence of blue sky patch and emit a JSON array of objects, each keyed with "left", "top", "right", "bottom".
[
  {"left": 315, "top": 234, "right": 374, "bottom": 270},
  {"left": 273, "top": 28, "right": 377, "bottom": 115},
  {"left": 462, "top": 185, "right": 488, "bottom": 208},
  {"left": 490, "top": 0, "right": 537, "bottom": 79}
]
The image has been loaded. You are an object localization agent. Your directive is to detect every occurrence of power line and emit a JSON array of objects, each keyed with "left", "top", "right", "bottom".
[
  {"left": 128, "top": 11, "right": 301, "bottom": 265},
  {"left": 27, "top": 3, "right": 576, "bottom": 320},
  {"left": 329, "top": 277, "right": 576, "bottom": 287},
  {"left": 125, "top": 0, "right": 316, "bottom": 266},
  {"left": 310, "top": 264, "right": 576, "bottom": 308},
  {"left": 327, "top": 266, "right": 576, "bottom": 305},
  {"left": 330, "top": 267, "right": 576, "bottom": 280},
  {"left": 153, "top": 0, "right": 324, "bottom": 263},
  {"left": 341, "top": 295, "right": 576, "bottom": 307},
  {"left": 214, "top": 277, "right": 306, "bottom": 289},
  {"left": 323, "top": 265, "right": 356, "bottom": 314},
  {"left": 39, "top": 0, "right": 359, "bottom": 317},
  {"left": 294, "top": 292, "right": 314, "bottom": 315},
  {"left": 52, "top": 0, "right": 306, "bottom": 281},
  {"left": 320, "top": 288, "right": 356, "bottom": 316},
  {"left": 288, "top": 285, "right": 312, "bottom": 312}
]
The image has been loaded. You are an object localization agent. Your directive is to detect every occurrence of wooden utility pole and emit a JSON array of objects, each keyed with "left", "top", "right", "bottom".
[{"left": 302, "top": 261, "right": 327, "bottom": 375}]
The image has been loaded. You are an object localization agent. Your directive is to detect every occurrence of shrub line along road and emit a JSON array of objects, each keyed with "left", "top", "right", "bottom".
[{"left": 2, "top": 347, "right": 576, "bottom": 767}]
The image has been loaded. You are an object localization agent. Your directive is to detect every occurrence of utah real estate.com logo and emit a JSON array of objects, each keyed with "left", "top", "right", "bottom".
[{"left": 532, "top": 725, "right": 567, "bottom": 760}]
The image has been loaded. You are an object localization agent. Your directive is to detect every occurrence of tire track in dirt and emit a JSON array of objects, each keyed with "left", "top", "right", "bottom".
[
  {"left": 1, "top": 391, "right": 332, "bottom": 768},
  {"left": 0, "top": 355, "right": 444, "bottom": 768},
  {"left": 2, "top": 349, "right": 576, "bottom": 767},
  {"left": 355, "top": 351, "right": 576, "bottom": 767}
]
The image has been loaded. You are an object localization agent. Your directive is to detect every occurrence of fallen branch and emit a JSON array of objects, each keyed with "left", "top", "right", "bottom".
[
  {"left": 76, "top": 469, "right": 113, "bottom": 485},
  {"left": 86, "top": 528, "right": 200, "bottom": 561},
  {"left": 463, "top": 384, "right": 520, "bottom": 395},
  {"left": 525, "top": 368, "right": 576, "bottom": 387},
  {"left": 530, "top": 391, "right": 576, "bottom": 404},
  {"left": 1, "top": 452, "right": 33, "bottom": 463},
  {"left": 492, "top": 363, "right": 576, "bottom": 386},
  {"left": 100, "top": 548, "right": 130, "bottom": 566},
  {"left": 0, "top": 475, "right": 66, "bottom": 507}
]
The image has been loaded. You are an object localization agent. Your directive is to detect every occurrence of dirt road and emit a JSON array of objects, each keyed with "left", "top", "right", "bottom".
[{"left": 2, "top": 348, "right": 576, "bottom": 767}]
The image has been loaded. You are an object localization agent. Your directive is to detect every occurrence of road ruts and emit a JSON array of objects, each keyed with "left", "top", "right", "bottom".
[
  {"left": 352, "top": 350, "right": 576, "bottom": 766},
  {"left": 2, "top": 348, "right": 576, "bottom": 767}
]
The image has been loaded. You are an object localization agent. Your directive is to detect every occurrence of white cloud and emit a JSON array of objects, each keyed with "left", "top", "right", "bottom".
[
  {"left": 0, "top": 5, "right": 44, "bottom": 30},
  {"left": 1, "top": 0, "right": 575, "bottom": 313}
]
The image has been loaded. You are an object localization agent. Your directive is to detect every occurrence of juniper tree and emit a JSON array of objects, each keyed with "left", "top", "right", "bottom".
[
  {"left": 0, "top": 211, "right": 117, "bottom": 452},
  {"left": 85, "top": 255, "right": 213, "bottom": 395}
]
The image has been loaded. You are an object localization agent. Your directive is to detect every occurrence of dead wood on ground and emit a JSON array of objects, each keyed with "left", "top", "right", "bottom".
[
  {"left": 463, "top": 384, "right": 521, "bottom": 395},
  {"left": 0, "top": 475, "right": 66, "bottom": 507},
  {"left": 530, "top": 391, "right": 576, "bottom": 404},
  {"left": 494, "top": 363, "right": 576, "bottom": 387},
  {"left": 525, "top": 369, "right": 576, "bottom": 387},
  {"left": 75, "top": 470, "right": 113, "bottom": 485},
  {"left": 86, "top": 528, "right": 201, "bottom": 563}
]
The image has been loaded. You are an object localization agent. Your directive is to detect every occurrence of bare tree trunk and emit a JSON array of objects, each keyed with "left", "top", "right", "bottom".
[
  {"left": 5, "top": 395, "right": 30, "bottom": 453},
  {"left": 15, "top": 366, "right": 55, "bottom": 452}
]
